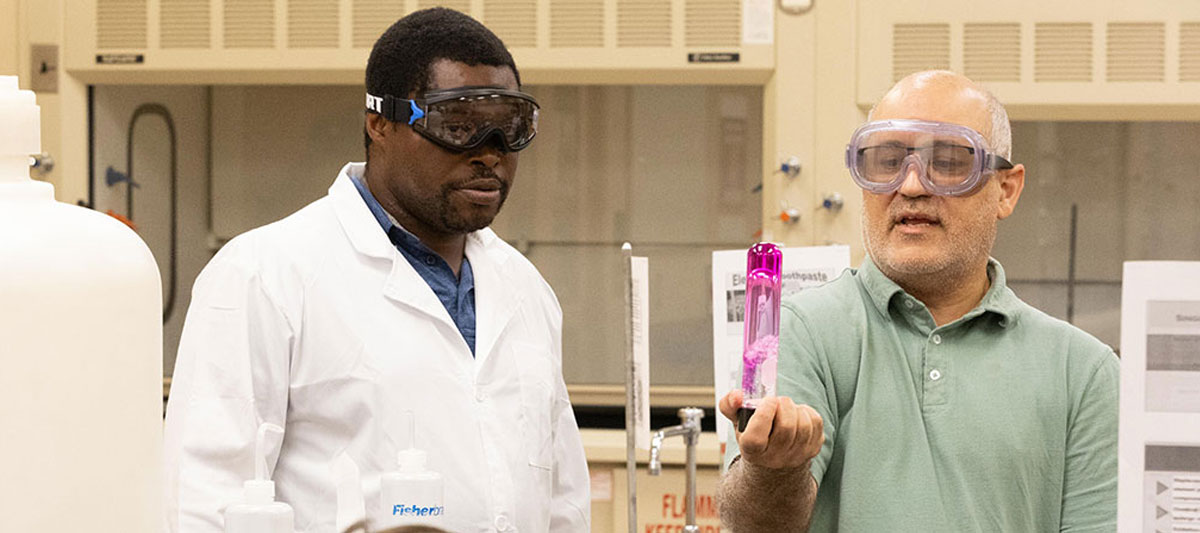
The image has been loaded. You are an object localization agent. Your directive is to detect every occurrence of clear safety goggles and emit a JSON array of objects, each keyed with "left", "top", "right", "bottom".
[
  {"left": 366, "top": 86, "right": 540, "bottom": 152},
  {"left": 844, "top": 119, "right": 1014, "bottom": 197}
]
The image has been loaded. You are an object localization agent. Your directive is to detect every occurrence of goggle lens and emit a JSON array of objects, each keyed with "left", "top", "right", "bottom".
[
  {"left": 423, "top": 95, "right": 538, "bottom": 151},
  {"left": 845, "top": 120, "right": 1011, "bottom": 197},
  {"left": 857, "top": 144, "right": 975, "bottom": 184},
  {"left": 365, "top": 88, "right": 540, "bottom": 152}
]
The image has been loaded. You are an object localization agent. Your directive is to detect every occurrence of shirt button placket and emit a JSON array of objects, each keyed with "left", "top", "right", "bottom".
[{"left": 924, "top": 331, "right": 946, "bottom": 407}]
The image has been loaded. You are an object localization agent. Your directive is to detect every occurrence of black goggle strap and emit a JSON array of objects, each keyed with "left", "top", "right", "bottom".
[
  {"left": 365, "top": 93, "right": 426, "bottom": 126},
  {"left": 985, "top": 153, "right": 1014, "bottom": 170}
]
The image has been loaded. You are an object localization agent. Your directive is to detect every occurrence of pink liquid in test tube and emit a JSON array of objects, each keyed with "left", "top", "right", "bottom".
[{"left": 737, "top": 243, "right": 782, "bottom": 432}]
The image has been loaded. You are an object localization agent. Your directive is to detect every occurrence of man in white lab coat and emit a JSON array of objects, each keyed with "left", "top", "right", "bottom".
[{"left": 164, "top": 8, "right": 590, "bottom": 532}]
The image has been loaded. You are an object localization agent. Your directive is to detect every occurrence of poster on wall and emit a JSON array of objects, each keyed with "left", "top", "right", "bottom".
[
  {"left": 741, "top": 0, "right": 774, "bottom": 45},
  {"left": 710, "top": 245, "right": 851, "bottom": 454},
  {"left": 630, "top": 255, "right": 651, "bottom": 450},
  {"left": 1118, "top": 261, "right": 1200, "bottom": 532}
]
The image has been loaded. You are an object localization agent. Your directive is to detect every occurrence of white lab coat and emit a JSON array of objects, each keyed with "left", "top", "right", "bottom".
[{"left": 164, "top": 163, "right": 590, "bottom": 532}]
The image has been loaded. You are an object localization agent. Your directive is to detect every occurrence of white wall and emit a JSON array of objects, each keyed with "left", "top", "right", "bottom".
[
  {"left": 995, "top": 121, "right": 1200, "bottom": 350},
  {"left": 210, "top": 86, "right": 367, "bottom": 236}
]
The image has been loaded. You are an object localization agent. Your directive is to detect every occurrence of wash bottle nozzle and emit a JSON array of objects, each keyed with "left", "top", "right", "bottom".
[
  {"left": 379, "top": 410, "right": 444, "bottom": 527},
  {"left": 396, "top": 410, "right": 429, "bottom": 472},
  {"left": 243, "top": 422, "right": 284, "bottom": 503},
  {"left": 224, "top": 423, "right": 294, "bottom": 533}
]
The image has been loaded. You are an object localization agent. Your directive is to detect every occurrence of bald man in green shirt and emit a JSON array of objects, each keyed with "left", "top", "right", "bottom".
[{"left": 715, "top": 70, "right": 1119, "bottom": 532}]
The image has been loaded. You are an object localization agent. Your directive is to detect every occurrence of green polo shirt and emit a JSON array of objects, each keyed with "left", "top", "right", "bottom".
[{"left": 726, "top": 258, "right": 1118, "bottom": 532}]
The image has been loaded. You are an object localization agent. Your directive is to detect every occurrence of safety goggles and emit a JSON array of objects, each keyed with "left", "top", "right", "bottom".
[
  {"left": 366, "top": 86, "right": 539, "bottom": 152},
  {"left": 845, "top": 119, "right": 1014, "bottom": 196}
]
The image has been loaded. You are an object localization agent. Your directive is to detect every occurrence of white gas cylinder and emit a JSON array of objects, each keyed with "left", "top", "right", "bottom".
[{"left": 0, "top": 75, "right": 163, "bottom": 531}]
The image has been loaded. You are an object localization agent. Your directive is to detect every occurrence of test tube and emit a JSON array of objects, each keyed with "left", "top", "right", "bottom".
[{"left": 737, "top": 243, "right": 782, "bottom": 432}]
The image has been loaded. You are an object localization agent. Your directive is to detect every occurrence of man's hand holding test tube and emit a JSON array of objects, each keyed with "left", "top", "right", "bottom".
[
  {"left": 715, "top": 243, "right": 824, "bottom": 532},
  {"left": 720, "top": 392, "right": 824, "bottom": 471}
]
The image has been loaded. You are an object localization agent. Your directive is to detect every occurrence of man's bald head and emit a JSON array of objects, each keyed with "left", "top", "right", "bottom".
[
  {"left": 855, "top": 69, "right": 1026, "bottom": 305},
  {"left": 868, "top": 70, "right": 1012, "bottom": 159}
]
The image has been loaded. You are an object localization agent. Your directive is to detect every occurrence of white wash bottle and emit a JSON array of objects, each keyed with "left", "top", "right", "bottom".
[
  {"left": 224, "top": 423, "right": 294, "bottom": 533},
  {"left": 379, "top": 411, "right": 445, "bottom": 528}
]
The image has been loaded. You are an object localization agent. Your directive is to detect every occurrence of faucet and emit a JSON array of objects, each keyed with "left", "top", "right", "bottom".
[{"left": 648, "top": 407, "right": 704, "bottom": 533}]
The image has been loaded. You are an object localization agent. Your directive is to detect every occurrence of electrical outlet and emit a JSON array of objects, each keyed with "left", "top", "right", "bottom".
[{"left": 29, "top": 44, "right": 58, "bottom": 94}]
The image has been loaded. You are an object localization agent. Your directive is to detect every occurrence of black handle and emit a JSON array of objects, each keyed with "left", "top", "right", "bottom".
[{"left": 736, "top": 407, "right": 755, "bottom": 433}]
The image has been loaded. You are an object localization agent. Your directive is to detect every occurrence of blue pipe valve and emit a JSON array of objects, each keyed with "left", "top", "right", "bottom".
[
  {"left": 779, "top": 156, "right": 801, "bottom": 178},
  {"left": 821, "top": 192, "right": 844, "bottom": 212}
]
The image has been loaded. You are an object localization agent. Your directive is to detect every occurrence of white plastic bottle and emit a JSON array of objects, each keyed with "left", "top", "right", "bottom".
[
  {"left": 0, "top": 76, "right": 163, "bottom": 531},
  {"left": 224, "top": 423, "right": 295, "bottom": 533},
  {"left": 380, "top": 448, "right": 445, "bottom": 528},
  {"left": 378, "top": 412, "right": 444, "bottom": 528}
]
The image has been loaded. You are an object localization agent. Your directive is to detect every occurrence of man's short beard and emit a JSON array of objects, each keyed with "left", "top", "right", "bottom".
[
  {"left": 861, "top": 208, "right": 997, "bottom": 297},
  {"left": 436, "top": 183, "right": 509, "bottom": 233},
  {"left": 404, "top": 173, "right": 510, "bottom": 235}
]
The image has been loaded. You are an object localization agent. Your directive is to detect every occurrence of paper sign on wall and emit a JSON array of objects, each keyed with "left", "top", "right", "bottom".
[
  {"left": 631, "top": 256, "right": 651, "bottom": 450},
  {"left": 742, "top": 0, "right": 774, "bottom": 45},
  {"left": 1118, "top": 261, "right": 1200, "bottom": 532}
]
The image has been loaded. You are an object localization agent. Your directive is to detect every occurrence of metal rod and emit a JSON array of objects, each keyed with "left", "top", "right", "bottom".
[
  {"left": 685, "top": 430, "right": 697, "bottom": 526},
  {"left": 622, "top": 242, "right": 637, "bottom": 533},
  {"left": 648, "top": 408, "right": 703, "bottom": 532},
  {"left": 1067, "top": 204, "right": 1078, "bottom": 324}
]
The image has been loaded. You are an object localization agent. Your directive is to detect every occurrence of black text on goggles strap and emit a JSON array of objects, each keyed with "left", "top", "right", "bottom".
[{"left": 365, "top": 88, "right": 540, "bottom": 152}]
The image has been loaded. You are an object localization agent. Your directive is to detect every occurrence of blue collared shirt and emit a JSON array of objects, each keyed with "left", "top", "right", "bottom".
[{"left": 351, "top": 175, "right": 476, "bottom": 355}]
